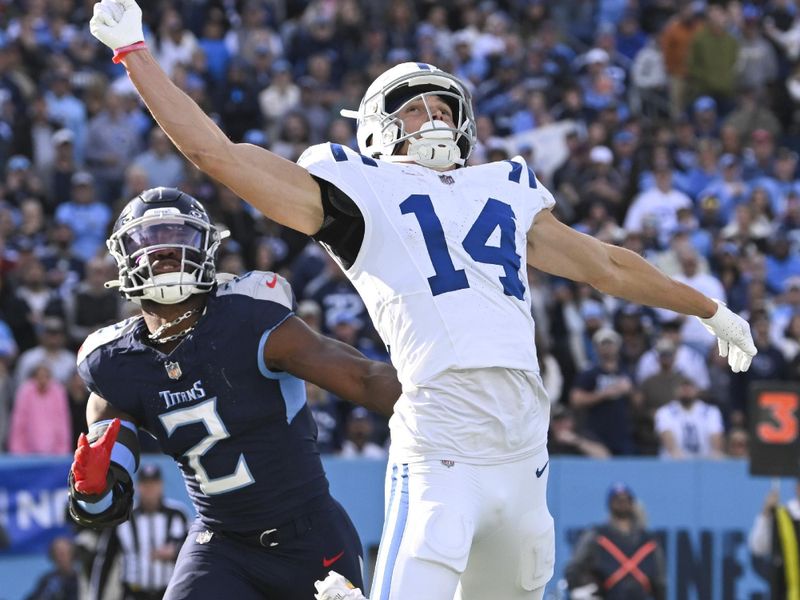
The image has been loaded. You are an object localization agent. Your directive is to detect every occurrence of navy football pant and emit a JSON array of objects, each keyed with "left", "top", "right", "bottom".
[{"left": 164, "top": 500, "right": 363, "bottom": 600}]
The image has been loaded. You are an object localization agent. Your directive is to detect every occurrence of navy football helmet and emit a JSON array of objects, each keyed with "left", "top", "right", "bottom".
[{"left": 106, "top": 187, "right": 227, "bottom": 304}]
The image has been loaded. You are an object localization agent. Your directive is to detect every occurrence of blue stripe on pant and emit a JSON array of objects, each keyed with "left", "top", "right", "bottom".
[{"left": 371, "top": 463, "right": 409, "bottom": 600}]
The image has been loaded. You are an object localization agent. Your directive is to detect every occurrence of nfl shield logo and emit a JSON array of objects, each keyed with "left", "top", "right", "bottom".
[
  {"left": 438, "top": 174, "right": 455, "bottom": 185},
  {"left": 165, "top": 361, "right": 182, "bottom": 380},
  {"left": 196, "top": 530, "right": 213, "bottom": 544}
]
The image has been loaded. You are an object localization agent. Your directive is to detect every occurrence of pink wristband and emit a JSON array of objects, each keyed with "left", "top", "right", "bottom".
[{"left": 112, "top": 41, "right": 147, "bottom": 64}]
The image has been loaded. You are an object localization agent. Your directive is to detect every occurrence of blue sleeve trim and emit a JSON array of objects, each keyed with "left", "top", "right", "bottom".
[
  {"left": 279, "top": 377, "right": 307, "bottom": 424},
  {"left": 331, "top": 143, "right": 348, "bottom": 162},
  {"left": 77, "top": 491, "right": 112, "bottom": 514},
  {"left": 257, "top": 313, "right": 294, "bottom": 380},
  {"left": 88, "top": 419, "right": 137, "bottom": 435},
  {"left": 506, "top": 160, "right": 523, "bottom": 183},
  {"left": 89, "top": 419, "right": 138, "bottom": 479},
  {"left": 110, "top": 443, "right": 137, "bottom": 480},
  {"left": 359, "top": 153, "right": 378, "bottom": 167},
  {"left": 255, "top": 313, "right": 308, "bottom": 423},
  {"left": 527, "top": 167, "right": 538, "bottom": 189}
]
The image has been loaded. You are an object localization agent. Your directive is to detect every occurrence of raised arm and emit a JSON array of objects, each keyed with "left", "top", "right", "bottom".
[
  {"left": 90, "top": 0, "right": 324, "bottom": 235},
  {"left": 262, "top": 316, "right": 401, "bottom": 417},
  {"left": 527, "top": 210, "right": 756, "bottom": 371}
]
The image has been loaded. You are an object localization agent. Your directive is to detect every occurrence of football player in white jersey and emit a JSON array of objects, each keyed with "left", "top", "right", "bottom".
[{"left": 90, "top": 3, "right": 757, "bottom": 599}]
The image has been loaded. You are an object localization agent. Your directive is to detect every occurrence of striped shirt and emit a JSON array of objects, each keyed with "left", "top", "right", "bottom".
[{"left": 116, "top": 499, "right": 190, "bottom": 592}]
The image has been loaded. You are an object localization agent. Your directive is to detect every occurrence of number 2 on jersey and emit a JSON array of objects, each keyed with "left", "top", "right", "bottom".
[
  {"left": 400, "top": 194, "right": 525, "bottom": 299},
  {"left": 160, "top": 398, "right": 255, "bottom": 495}
]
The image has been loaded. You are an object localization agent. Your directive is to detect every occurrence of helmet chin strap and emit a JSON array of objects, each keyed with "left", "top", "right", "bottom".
[{"left": 392, "top": 121, "right": 464, "bottom": 169}]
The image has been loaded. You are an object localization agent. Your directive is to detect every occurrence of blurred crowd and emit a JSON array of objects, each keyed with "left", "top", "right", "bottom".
[{"left": 0, "top": 0, "right": 798, "bottom": 462}]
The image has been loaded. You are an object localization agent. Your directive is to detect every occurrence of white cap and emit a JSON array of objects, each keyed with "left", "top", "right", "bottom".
[
  {"left": 52, "top": 128, "right": 74, "bottom": 145},
  {"left": 589, "top": 145, "right": 614, "bottom": 164},
  {"left": 593, "top": 327, "right": 622, "bottom": 346},
  {"left": 586, "top": 48, "right": 610, "bottom": 65},
  {"left": 297, "top": 299, "right": 322, "bottom": 318},
  {"left": 452, "top": 29, "right": 473, "bottom": 46}
]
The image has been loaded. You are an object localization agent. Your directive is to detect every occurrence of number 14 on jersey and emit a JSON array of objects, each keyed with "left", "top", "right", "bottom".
[{"left": 400, "top": 194, "right": 526, "bottom": 300}]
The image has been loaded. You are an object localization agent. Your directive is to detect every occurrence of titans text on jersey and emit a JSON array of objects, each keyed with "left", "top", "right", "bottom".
[{"left": 159, "top": 380, "right": 207, "bottom": 409}]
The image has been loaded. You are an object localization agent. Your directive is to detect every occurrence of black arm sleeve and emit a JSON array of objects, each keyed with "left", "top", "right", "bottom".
[
  {"left": 67, "top": 421, "right": 139, "bottom": 530},
  {"left": 68, "top": 463, "right": 134, "bottom": 530},
  {"left": 310, "top": 176, "right": 365, "bottom": 270}
]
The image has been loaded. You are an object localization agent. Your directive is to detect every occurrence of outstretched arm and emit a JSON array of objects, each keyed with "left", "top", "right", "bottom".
[
  {"left": 90, "top": 0, "right": 324, "bottom": 235},
  {"left": 527, "top": 211, "right": 716, "bottom": 316},
  {"left": 527, "top": 210, "right": 756, "bottom": 371},
  {"left": 263, "top": 316, "right": 401, "bottom": 417}
]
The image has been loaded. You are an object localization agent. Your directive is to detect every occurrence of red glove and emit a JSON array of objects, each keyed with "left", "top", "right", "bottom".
[{"left": 71, "top": 418, "right": 121, "bottom": 495}]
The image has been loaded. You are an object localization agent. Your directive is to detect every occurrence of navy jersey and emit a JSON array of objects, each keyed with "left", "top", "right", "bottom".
[{"left": 77, "top": 271, "right": 328, "bottom": 532}]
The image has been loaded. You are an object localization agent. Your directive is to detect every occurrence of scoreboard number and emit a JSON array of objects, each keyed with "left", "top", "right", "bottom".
[{"left": 749, "top": 382, "right": 800, "bottom": 477}]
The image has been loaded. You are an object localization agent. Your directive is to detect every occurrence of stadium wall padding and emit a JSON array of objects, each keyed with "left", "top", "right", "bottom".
[{"left": 0, "top": 455, "right": 794, "bottom": 600}]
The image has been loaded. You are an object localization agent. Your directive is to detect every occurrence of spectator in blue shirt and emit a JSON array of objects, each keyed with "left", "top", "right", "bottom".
[
  {"left": 749, "top": 147, "right": 800, "bottom": 219},
  {"left": 54, "top": 172, "right": 111, "bottom": 263},
  {"left": 131, "top": 128, "right": 186, "bottom": 190},
  {"left": 43, "top": 71, "right": 87, "bottom": 165},
  {"left": 699, "top": 154, "right": 749, "bottom": 223},
  {"left": 85, "top": 91, "right": 142, "bottom": 202},
  {"left": 684, "top": 138, "right": 721, "bottom": 200},
  {"left": 198, "top": 11, "right": 231, "bottom": 84},
  {"left": 692, "top": 95, "right": 720, "bottom": 139},
  {"left": 570, "top": 327, "right": 636, "bottom": 455},
  {"left": 616, "top": 11, "right": 648, "bottom": 61},
  {"left": 766, "top": 232, "right": 800, "bottom": 295}
]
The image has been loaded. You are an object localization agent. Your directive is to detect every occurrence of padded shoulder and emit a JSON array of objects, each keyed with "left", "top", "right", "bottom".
[
  {"left": 297, "top": 142, "right": 337, "bottom": 169},
  {"left": 215, "top": 270, "right": 293, "bottom": 309},
  {"left": 505, "top": 156, "right": 556, "bottom": 212},
  {"left": 298, "top": 142, "right": 379, "bottom": 171},
  {"left": 77, "top": 317, "right": 142, "bottom": 368}
]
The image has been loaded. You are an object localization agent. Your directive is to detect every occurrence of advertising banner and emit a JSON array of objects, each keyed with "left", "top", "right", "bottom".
[{"left": 0, "top": 459, "right": 71, "bottom": 555}]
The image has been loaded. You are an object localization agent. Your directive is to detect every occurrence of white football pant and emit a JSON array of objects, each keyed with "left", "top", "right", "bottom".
[{"left": 370, "top": 447, "right": 554, "bottom": 600}]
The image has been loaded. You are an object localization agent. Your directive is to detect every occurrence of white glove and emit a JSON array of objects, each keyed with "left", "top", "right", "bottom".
[
  {"left": 697, "top": 299, "right": 757, "bottom": 373},
  {"left": 570, "top": 583, "right": 601, "bottom": 600},
  {"left": 89, "top": 0, "right": 144, "bottom": 51},
  {"left": 314, "top": 571, "right": 367, "bottom": 600}
]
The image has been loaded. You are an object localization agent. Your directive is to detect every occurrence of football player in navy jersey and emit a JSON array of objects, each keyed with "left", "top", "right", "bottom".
[{"left": 68, "top": 187, "right": 401, "bottom": 600}]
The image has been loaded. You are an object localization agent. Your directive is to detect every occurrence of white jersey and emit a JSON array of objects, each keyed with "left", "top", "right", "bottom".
[
  {"left": 654, "top": 400, "right": 724, "bottom": 458},
  {"left": 299, "top": 143, "right": 555, "bottom": 462}
]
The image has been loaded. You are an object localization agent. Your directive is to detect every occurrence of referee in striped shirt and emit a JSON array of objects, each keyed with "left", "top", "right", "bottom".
[{"left": 116, "top": 464, "right": 189, "bottom": 600}]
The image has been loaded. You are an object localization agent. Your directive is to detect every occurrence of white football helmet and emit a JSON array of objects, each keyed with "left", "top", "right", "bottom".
[{"left": 342, "top": 62, "right": 476, "bottom": 169}]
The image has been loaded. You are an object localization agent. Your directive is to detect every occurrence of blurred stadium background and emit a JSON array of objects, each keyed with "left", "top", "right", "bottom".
[{"left": 1, "top": 0, "right": 800, "bottom": 598}]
